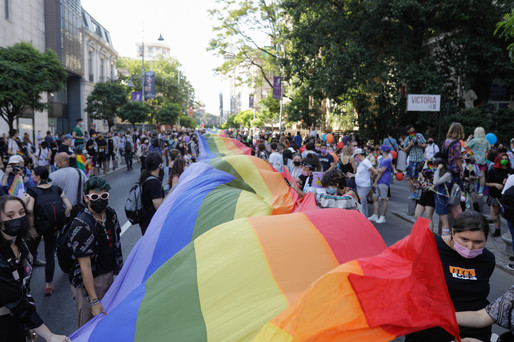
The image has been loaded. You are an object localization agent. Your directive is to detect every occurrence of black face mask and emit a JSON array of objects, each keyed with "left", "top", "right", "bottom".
[
  {"left": 89, "top": 199, "right": 108, "bottom": 214},
  {"left": 293, "top": 161, "right": 301, "bottom": 166},
  {"left": 3, "top": 216, "right": 29, "bottom": 237}
]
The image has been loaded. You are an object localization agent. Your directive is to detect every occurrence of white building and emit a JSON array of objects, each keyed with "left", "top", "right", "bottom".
[
  {"left": 82, "top": 9, "right": 118, "bottom": 133},
  {"left": 135, "top": 41, "right": 170, "bottom": 61}
]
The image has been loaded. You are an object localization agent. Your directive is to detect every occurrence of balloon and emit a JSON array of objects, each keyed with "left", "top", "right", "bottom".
[
  {"left": 184, "top": 136, "right": 190, "bottom": 143},
  {"left": 486, "top": 133, "right": 497, "bottom": 145},
  {"left": 391, "top": 150, "right": 397, "bottom": 160},
  {"left": 395, "top": 172, "right": 404, "bottom": 181},
  {"left": 337, "top": 142, "right": 344, "bottom": 149},
  {"left": 322, "top": 133, "right": 327, "bottom": 141},
  {"left": 326, "top": 133, "right": 334, "bottom": 143}
]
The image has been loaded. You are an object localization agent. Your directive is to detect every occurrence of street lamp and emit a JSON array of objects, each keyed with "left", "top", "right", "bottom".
[{"left": 140, "top": 33, "right": 164, "bottom": 133}]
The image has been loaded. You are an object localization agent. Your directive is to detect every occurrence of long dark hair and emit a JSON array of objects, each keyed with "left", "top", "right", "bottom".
[
  {"left": 138, "top": 152, "right": 162, "bottom": 184},
  {"left": 283, "top": 149, "right": 293, "bottom": 167},
  {"left": 170, "top": 159, "right": 186, "bottom": 178},
  {"left": 452, "top": 211, "right": 490, "bottom": 239}
]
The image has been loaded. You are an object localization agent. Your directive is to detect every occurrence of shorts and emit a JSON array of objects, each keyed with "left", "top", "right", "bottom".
[
  {"left": 373, "top": 184, "right": 389, "bottom": 200},
  {"left": 417, "top": 190, "right": 435, "bottom": 208},
  {"left": 407, "top": 161, "right": 422, "bottom": 179},
  {"left": 435, "top": 194, "right": 449, "bottom": 215},
  {"left": 478, "top": 164, "right": 487, "bottom": 172}
]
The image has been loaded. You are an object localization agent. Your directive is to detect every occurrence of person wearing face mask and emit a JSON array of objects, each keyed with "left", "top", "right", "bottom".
[
  {"left": 352, "top": 148, "right": 378, "bottom": 219},
  {"left": 296, "top": 154, "right": 321, "bottom": 196},
  {"left": 405, "top": 211, "right": 494, "bottom": 342},
  {"left": 318, "top": 170, "right": 360, "bottom": 211},
  {"left": 288, "top": 153, "right": 303, "bottom": 181},
  {"left": 318, "top": 142, "right": 336, "bottom": 172},
  {"left": 486, "top": 152, "right": 512, "bottom": 237},
  {"left": 424, "top": 137, "right": 440, "bottom": 161},
  {"left": 138, "top": 152, "right": 165, "bottom": 235},
  {"left": 0, "top": 196, "right": 70, "bottom": 342},
  {"left": 337, "top": 145, "right": 357, "bottom": 190},
  {"left": 67, "top": 177, "right": 122, "bottom": 328}
]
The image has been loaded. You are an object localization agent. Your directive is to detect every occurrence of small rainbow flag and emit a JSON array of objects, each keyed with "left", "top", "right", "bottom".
[
  {"left": 8, "top": 174, "right": 25, "bottom": 198},
  {"left": 16, "top": 150, "right": 25, "bottom": 156},
  {"left": 76, "top": 154, "right": 90, "bottom": 175}
]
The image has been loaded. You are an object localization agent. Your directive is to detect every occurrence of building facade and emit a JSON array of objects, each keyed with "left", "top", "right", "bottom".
[{"left": 0, "top": 0, "right": 117, "bottom": 140}]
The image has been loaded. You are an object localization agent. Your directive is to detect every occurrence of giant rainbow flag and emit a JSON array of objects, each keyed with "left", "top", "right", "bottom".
[{"left": 70, "top": 133, "right": 460, "bottom": 341}]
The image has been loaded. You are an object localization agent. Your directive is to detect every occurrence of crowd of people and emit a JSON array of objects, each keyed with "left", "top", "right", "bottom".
[{"left": 1, "top": 118, "right": 514, "bottom": 341}]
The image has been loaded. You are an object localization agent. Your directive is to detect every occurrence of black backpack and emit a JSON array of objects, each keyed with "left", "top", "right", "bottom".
[
  {"left": 32, "top": 186, "right": 66, "bottom": 235},
  {"left": 501, "top": 186, "right": 514, "bottom": 221},
  {"left": 125, "top": 140, "right": 132, "bottom": 153},
  {"left": 56, "top": 208, "right": 93, "bottom": 274}
]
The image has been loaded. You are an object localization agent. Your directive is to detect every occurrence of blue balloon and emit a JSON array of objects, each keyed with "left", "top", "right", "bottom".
[
  {"left": 486, "top": 133, "right": 497, "bottom": 145},
  {"left": 322, "top": 133, "right": 327, "bottom": 141}
]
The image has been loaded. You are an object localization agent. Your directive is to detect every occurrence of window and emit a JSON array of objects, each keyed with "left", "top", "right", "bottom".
[
  {"left": 5, "top": 0, "right": 10, "bottom": 20},
  {"left": 88, "top": 54, "right": 94, "bottom": 82},
  {"left": 100, "top": 58, "right": 105, "bottom": 81}
]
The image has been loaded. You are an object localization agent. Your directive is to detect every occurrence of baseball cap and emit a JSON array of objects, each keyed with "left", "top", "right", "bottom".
[
  {"left": 379, "top": 145, "right": 391, "bottom": 152},
  {"left": 8, "top": 155, "right": 24, "bottom": 164},
  {"left": 352, "top": 148, "right": 364, "bottom": 157},
  {"left": 64, "top": 134, "right": 73, "bottom": 140}
]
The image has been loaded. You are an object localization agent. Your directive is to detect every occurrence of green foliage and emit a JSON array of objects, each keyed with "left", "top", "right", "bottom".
[
  {"left": 496, "top": 8, "right": 514, "bottom": 60},
  {"left": 258, "top": 94, "right": 280, "bottom": 126},
  {"left": 196, "top": 112, "right": 219, "bottom": 126},
  {"left": 156, "top": 103, "right": 181, "bottom": 126},
  {"left": 118, "top": 101, "right": 150, "bottom": 128},
  {"left": 250, "top": 117, "right": 264, "bottom": 128},
  {"left": 0, "top": 42, "right": 67, "bottom": 131},
  {"left": 208, "top": 0, "right": 285, "bottom": 88},
  {"left": 233, "top": 109, "right": 254, "bottom": 128},
  {"left": 282, "top": 0, "right": 514, "bottom": 139},
  {"left": 179, "top": 116, "right": 196, "bottom": 129},
  {"left": 221, "top": 114, "right": 238, "bottom": 129},
  {"left": 284, "top": 86, "right": 320, "bottom": 129},
  {"left": 85, "top": 82, "right": 128, "bottom": 132}
]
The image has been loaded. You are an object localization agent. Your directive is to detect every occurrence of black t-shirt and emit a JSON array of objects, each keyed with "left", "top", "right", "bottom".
[
  {"left": 86, "top": 139, "right": 96, "bottom": 157},
  {"left": 107, "top": 138, "right": 114, "bottom": 153},
  {"left": 96, "top": 138, "right": 107, "bottom": 157},
  {"left": 141, "top": 176, "right": 164, "bottom": 227},
  {"left": 318, "top": 153, "right": 334, "bottom": 172},
  {"left": 58, "top": 144, "right": 76, "bottom": 167},
  {"left": 406, "top": 235, "right": 495, "bottom": 342},
  {"left": 49, "top": 142, "right": 58, "bottom": 165},
  {"left": 487, "top": 167, "right": 512, "bottom": 199}
]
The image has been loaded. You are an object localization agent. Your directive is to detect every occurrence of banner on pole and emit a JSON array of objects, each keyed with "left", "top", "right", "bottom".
[
  {"left": 272, "top": 76, "right": 282, "bottom": 100},
  {"left": 131, "top": 91, "right": 142, "bottom": 102},
  {"left": 144, "top": 72, "right": 156, "bottom": 99},
  {"left": 189, "top": 105, "right": 194, "bottom": 117},
  {"left": 249, "top": 95, "right": 254, "bottom": 109}
]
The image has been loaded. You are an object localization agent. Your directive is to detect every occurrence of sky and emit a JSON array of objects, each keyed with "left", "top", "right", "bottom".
[{"left": 81, "top": 0, "right": 226, "bottom": 115}]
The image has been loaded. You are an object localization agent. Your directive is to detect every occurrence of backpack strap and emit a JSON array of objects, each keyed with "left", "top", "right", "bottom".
[{"left": 75, "top": 168, "right": 82, "bottom": 206}]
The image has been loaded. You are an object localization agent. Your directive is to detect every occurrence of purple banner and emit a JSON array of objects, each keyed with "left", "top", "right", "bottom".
[
  {"left": 131, "top": 91, "right": 142, "bottom": 102},
  {"left": 272, "top": 76, "right": 282, "bottom": 100},
  {"left": 249, "top": 95, "right": 254, "bottom": 109},
  {"left": 144, "top": 71, "right": 156, "bottom": 99}
]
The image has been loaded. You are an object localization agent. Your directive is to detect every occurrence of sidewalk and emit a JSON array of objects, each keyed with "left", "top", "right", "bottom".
[{"left": 388, "top": 179, "right": 514, "bottom": 274}]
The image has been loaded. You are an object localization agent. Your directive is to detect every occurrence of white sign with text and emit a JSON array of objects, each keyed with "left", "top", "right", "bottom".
[{"left": 407, "top": 94, "right": 441, "bottom": 112}]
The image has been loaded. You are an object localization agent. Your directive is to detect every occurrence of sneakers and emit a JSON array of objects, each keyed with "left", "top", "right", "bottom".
[
  {"left": 509, "top": 256, "right": 514, "bottom": 262},
  {"left": 508, "top": 264, "right": 514, "bottom": 271},
  {"left": 34, "top": 258, "right": 46, "bottom": 267},
  {"left": 44, "top": 285, "right": 54, "bottom": 296},
  {"left": 368, "top": 214, "right": 379, "bottom": 222},
  {"left": 376, "top": 216, "right": 386, "bottom": 224}
]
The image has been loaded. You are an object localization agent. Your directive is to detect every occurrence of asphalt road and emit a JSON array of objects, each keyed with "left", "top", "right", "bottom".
[{"left": 29, "top": 167, "right": 514, "bottom": 340}]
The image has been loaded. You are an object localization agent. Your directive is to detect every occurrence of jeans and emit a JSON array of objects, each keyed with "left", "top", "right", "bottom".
[
  {"left": 357, "top": 185, "right": 371, "bottom": 217},
  {"left": 508, "top": 220, "right": 514, "bottom": 253}
]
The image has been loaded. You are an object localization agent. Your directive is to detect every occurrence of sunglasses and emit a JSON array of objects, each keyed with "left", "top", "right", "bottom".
[{"left": 86, "top": 193, "right": 109, "bottom": 201}]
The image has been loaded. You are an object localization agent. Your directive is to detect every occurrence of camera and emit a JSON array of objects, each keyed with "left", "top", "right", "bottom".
[
  {"left": 12, "top": 165, "right": 22, "bottom": 174},
  {"left": 414, "top": 141, "right": 418, "bottom": 145}
]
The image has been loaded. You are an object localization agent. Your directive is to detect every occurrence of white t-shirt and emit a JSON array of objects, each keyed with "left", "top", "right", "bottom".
[
  {"left": 268, "top": 152, "right": 283, "bottom": 172},
  {"left": 36, "top": 147, "right": 49, "bottom": 166},
  {"left": 8, "top": 139, "right": 19, "bottom": 155},
  {"left": 425, "top": 143, "right": 440, "bottom": 160},
  {"left": 355, "top": 158, "right": 373, "bottom": 187}
]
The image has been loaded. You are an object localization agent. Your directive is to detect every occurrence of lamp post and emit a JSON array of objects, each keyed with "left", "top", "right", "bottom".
[{"left": 140, "top": 34, "right": 164, "bottom": 134}]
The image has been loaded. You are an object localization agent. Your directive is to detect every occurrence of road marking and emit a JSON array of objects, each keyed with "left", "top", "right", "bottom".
[{"left": 121, "top": 221, "right": 132, "bottom": 236}]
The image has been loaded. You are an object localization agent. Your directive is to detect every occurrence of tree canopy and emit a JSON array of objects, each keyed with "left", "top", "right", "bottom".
[
  {"left": 179, "top": 116, "right": 196, "bottom": 129},
  {"left": 156, "top": 102, "right": 181, "bottom": 126},
  {"left": 85, "top": 81, "right": 128, "bottom": 132},
  {"left": 0, "top": 42, "right": 67, "bottom": 132},
  {"left": 118, "top": 101, "right": 150, "bottom": 129}
]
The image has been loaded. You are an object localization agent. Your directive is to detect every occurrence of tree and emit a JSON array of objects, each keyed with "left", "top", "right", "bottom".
[
  {"left": 496, "top": 8, "right": 514, "bottom": 60},
  {"left": 179, "top": 116, "right": 196, "bottom": 129},
  {"left": 118, "top": 101, "right": 150, "bottom": 129},
  {"left": 208, "top": 0, "right": 285, "bottom": 89},
  {"left": 234, "top": 109, "right": 254, "bottom": 128},
  {"left": 0, "top": 42, "right": 67, "bottom": 132},
  {"left": 282, "top": 0, "right": 514, "bottom": 140},
  {"left": 258, "top": 94, "right": 279, "bottom": 126},
  {"left": 156, "top": 103, "right": 181, "bottom": 126},
  {"left": 221, "top": 114, "right": 238, "bottom": 129},
  {"left": 85, "top": 82, "right": 128, "bottom": 132}
]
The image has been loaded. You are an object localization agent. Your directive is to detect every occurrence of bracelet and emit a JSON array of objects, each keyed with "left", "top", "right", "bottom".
[{"left": 89, "top": 298, "right": 100, "bottom": 306}]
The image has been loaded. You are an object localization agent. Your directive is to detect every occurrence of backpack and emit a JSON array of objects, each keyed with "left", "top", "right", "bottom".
[
  {"left": 501, "top": 186, "right": 514, "bottom": 221},
  {"left": 125, "top": 176, "right": 158, "bottom": 225},
  {"left": 32, "top": 186, "right": 66, "bottom": 235},
  {"left": 56, "top": 208, "right": 91, "bottom": 274},
  {"left": 436, "top": 139, "right": 460, "bottom": 163},
  {"left": 125, "top": 140, "right": 132, "bottom": 153}
]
